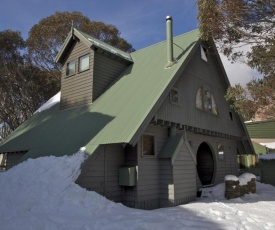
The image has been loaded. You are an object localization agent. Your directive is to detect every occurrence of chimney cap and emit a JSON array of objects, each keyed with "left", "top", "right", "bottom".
[{"left": 166, "top": 16, "right": 172, "bottom": 21}]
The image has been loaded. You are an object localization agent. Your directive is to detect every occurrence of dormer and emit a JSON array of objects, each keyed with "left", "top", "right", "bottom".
[{"left": 55, "top": 28, "right": 133, "bottom": 110}]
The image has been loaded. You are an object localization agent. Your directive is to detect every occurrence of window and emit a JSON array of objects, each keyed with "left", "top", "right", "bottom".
[
  {"left": 218, "top": 144, "right": 224, "bottom": 160},
  {"left": 66, "top": 60, "right": 76, "bottom": 76},
  {"left": 0, "top": 153, "right": 7, "bottom": 172},
  {"left": 201, "top": 45, "right": 208, "bottom": 62},
  {"left": 196, "top": 85, "right": 218, "bottom": 115},
  {"left": 79, "top": 54, "right": 89, "bottom": 72},
  {"left": 170, "top": 88, "right": 179, "bottom": 105},
  {"left": 142, "top": 135, "right": 155, "bottom": 156},
  {"left": 229, "top": 112, "right": 233, "bottom": 121}
]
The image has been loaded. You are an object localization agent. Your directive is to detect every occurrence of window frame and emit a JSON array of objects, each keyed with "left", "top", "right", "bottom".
[
  {"left": 142, "top": 134, "right": 156, "bottom": 157},
  {"left": 196, "top": 85, "right": 218, "bottom": 115},
  {"left": 217, "top": 143, "right": 225, "bottom": 160},
  {"left": 170, "top": 88, "right": 180, "bottom": 105},
  {"left": 66, "top": 60, "right": 76, "bottom": 76},
  {"left": 78, "top": 54, "right": 90, "bottom": 73}
]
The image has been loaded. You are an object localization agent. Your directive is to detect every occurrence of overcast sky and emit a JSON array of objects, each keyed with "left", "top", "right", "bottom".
[{"left": 0, "top": 0, "right": 261, "bottom": 86}]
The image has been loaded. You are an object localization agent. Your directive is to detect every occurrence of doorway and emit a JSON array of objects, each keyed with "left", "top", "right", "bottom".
[{"left": 197, "top": 142, "right": 215, "bottom": 185}]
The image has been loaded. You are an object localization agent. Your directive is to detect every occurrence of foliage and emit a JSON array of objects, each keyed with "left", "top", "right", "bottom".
[
  {"left": 197, "top": 0, "right": 275, "bottom": 77},
  {"left": 0, "top": 30, "right": 58, "bottom": 138},
  {"left": 0, "top": 12, "right": 134, "bottom": 139},
  {"left": 225, "top": 75, "right": 275, "bottom": 121},
  {"left": 27, "top": 11, "right": 133, "bottom": 79}
]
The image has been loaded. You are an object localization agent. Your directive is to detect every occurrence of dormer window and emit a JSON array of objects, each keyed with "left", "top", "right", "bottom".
[
  {"left": 196, "top": 85, "right": 218, "bottom": 115},
  {"left": 66, "top": 60, "right": 76, "bottom": 76},
  {"left": 79, "top": 54, "right": 90, "bottom": 72}
]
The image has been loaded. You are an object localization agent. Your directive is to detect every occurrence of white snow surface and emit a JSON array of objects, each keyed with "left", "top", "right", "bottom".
[
  {"left": 260, "top": 142, "right": 275, "bottom": 149},
  {"left": 259, "top": 153, "right": 275, "bottom": 160},
  {"left": 238, "top": 173, "right": 256, "bottom": 186},
  {"left": 224, "top": 175, "right": 239, "bottom": 181},
  {"left": 1, "top": 153, "right": 275, "bottom": 230},
  {"left": 34, "top": 92, "right": 61, "bottom": 114}
]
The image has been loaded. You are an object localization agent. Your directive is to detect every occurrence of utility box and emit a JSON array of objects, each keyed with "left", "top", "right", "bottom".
[{"left": 119, "top": 167, "right": 136, "bottom": 186}]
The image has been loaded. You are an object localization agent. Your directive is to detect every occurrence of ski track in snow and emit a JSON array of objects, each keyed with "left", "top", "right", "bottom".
[{"left": 1, "top": 152, "right": 275, "bottom": 230}]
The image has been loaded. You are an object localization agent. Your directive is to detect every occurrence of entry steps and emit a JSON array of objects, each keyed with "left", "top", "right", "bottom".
[{"left": 197, "top": 184, "right": 214, "bottom": 198}]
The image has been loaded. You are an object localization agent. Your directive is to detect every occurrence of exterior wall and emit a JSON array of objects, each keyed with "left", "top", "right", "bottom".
[
  {"left": 186, "top": 132, "right": 238, "bottom": 187},
  {"left": 76, "top": 144, "right": 125, "bottom": 202},
  {"left": 173, "top": 141, "right": 197, "bottom": 205},
  {"left": 60, "top": 40, "right": 94, "bottom": 110},
  {"left": 260, "top": 160, "right": 275, "bottom": 186},
  {"left": 136, "top": 124, "right": 168, "bottom": 209},
  {"left": 93, "top": 52, "right": 128, "bottom": 100},
  {"left": 6, "top": 152, "right": 26, "bottom": 170},
  {"left": 156, "top": 44, "right": 245, "bottom": 138}
]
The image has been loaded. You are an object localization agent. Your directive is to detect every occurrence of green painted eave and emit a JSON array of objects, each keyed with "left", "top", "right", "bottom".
[
  {"left": 245, "top": 120, "right": 275, "bottom": 138},
  {"left": 0, "top": 29, "right": 200, "bottom": 160}
]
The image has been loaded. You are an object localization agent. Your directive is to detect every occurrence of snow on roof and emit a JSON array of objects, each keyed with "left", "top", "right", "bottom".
[
  {"left": 259, "top": 153, "right": 275, "bottom": 160},
  {"left": 34, "top": 92, "right": 61, "bottom": 114},
  {"left": 260, "top": 142, "right": 275, "bottom": 149}
]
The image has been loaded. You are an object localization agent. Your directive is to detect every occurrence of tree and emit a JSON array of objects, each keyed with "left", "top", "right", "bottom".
[
  {"left": 27, "top": 11, "right": 134, "bottom": 80},
  {"left": 197, "top": 0, "right": 275, "bottom": 77},
  {"left": 0, "top": 30, "right": 57, "bottom": 138},
  {"left": 225, "top": 76, "right": 275, "bottom": 121}
]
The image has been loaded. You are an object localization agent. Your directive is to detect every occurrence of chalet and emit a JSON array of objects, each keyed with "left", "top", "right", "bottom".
[{"left": 0, "top": 17, "right": 254, "bottom": 209}]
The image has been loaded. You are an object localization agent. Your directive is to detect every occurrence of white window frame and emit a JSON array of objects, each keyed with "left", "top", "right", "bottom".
[
  {"left": 79, "top": 54, "right": 90, "bottom": 72},
  {"left": 196, "top": 85, "right": 218, "bottom": 115},
  {"left": 66, "top": 60, "right": 76, "bottom": 76}
]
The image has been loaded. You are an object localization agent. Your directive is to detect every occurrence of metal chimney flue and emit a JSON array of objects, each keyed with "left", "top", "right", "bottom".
[{"left": 166, "top": 16, "right": 174, "bottom": 68}]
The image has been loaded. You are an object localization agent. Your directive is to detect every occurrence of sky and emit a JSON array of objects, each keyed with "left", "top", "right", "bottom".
[{"left": 0, "top": 0, "right": 261, "bottom": 85}]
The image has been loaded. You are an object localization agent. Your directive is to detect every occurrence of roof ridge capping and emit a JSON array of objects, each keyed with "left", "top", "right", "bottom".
[
  {"left": 75, "top": 28, "right": 133, "bottom": 63},
  {"left": 131, "top": 28, "right": 200, "bottom": 54}
]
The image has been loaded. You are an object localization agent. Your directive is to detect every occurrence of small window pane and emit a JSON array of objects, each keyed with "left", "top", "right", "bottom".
[
  {"left": 142, "top": 135, "right": 155, "bottom": 155},
  {"left": 201, "top": 46, "right": 208, "bottom": 62},
  {"left": 170, "top": 88, "right": 179, "bottom": 104},
  {"left": 203, "top": 88, "right": 212, "bottom": 112},
  {"left": 211, "top": 95, "right": 218, "bottom": 115},
  {"left": 196, "top": 87, "right": 203, "bottom": 109},
  {"left": 66, "top": 60, "right": 76, "bottom": 76},
  {"left": 218, "top": 144, "right": 224, "bottom": 160},
  {"left": 79, "top": 54, "right": 89, "bottom": 72}
]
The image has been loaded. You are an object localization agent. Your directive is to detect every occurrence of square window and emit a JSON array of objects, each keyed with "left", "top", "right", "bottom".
[
  {"left": 142, "top": 135, "right": 155, "bottom": 156},
  {"left": 79, "top": 54, "right": 89, "bottom": 72},
  {"left": 66, "top": 60, "right": 76, "bottom": 76},
  {"left": 170, "top": 88, "right": 179, "bottom": 105},
  {"left": 218, "top": 144, "right": 224, "bottom": 160}
]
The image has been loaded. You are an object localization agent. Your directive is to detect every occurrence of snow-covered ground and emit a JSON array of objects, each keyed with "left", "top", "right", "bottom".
[{"left": 1, "top": 151, "right": 275, "bottom": 230}]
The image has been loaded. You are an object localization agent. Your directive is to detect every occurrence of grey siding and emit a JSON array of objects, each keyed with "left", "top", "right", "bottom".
[
  {"left": 76, "top": 144, "right": 125, "bottom": 202},
  {"left": 156, "top": 44, "right": 245, "bottom": 138},
  {"left": 186, "top": 132, "right": 238, "bottom": 187},
  {"left": 260, "top": 160, "right": 275, "bottom": 186},
  {"left": 60, "top": 40, "right": 94, "bottom": 110},
  {"left": 136, "top": 124, "right": 168, "bottom": 209},
  {"left": 93, "top": 52, "right": 128, "bottom": 101},
  {"left": 173, "top": 142, "right": 197, "bottom": 205}
]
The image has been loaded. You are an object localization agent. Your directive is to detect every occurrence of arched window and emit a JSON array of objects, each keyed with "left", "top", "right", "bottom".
[{"left": 196, "top": 85, "right": 218, "bottom": 115}]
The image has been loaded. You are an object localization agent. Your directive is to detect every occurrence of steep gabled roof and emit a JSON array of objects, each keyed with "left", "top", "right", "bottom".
[
  {"left": 55, "top": 28, "right": 133, "bottom": 64},
  {"left": 0, "top": 29, "right": 200, "bottom": 160}
]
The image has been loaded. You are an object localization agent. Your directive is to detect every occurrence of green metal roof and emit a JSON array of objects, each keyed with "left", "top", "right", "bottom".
[
  {"left": 159, "top": 134, "right": 183, "bottom": 159},
  {"left": 0, "top": 29, "right": 200, "bottom": 160},
  {"left": 251, "top": 141, "right": 268, "bottom": 155},
  {"left": 245, "top": 120, "right": 275, "bottom": 138},
  {"left": 55, "top": 29, "right": 132, "bottom": 63}
]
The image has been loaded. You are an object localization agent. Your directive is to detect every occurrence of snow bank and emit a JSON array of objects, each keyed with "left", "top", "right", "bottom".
[
  {"left": 34, "top": 92, "right": 61, "bottom": 114},
  {"left": 259, "top": 153, "right": 275, "bottom": 160},
  {"left": 224, "top": 175, "right": 239, "bottom": 181},
  {"left": 1, "top": 152, "right": 275, "bottom": 229},
  {"left": 238, "top": 173, "right": 256, "bottom": 186}
]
